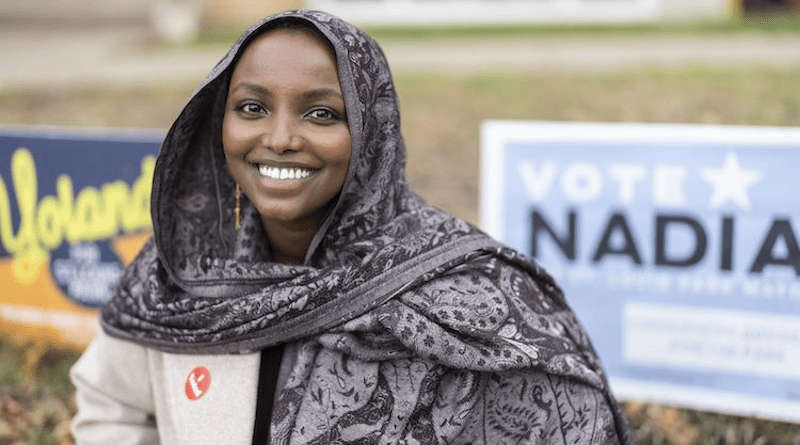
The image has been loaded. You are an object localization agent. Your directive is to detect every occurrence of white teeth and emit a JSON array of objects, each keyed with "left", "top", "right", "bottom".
[{"left": 257, "top": 165, "right": 312, "bottom": 180}]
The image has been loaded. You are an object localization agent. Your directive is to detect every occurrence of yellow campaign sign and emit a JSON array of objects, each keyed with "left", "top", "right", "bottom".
[{"left": 0, "top": 126, "right": 162, "bottom": 349}]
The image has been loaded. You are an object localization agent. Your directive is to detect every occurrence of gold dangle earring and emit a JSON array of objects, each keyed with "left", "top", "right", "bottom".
[{"left": 235, "top": 183, "right": 241, "bottom": 231}]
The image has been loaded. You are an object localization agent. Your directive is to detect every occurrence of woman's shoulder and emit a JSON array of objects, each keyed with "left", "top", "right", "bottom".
[
  {"left": 409, "top": 241, "right": 568, "bottom": 315},
  {"left": 379, "top": 245, "right": 593, "bottom": 364}
]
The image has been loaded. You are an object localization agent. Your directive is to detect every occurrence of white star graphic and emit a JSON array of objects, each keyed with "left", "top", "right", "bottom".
[{"left": 700, "top": 152, "right": 763, "bottom": 210}]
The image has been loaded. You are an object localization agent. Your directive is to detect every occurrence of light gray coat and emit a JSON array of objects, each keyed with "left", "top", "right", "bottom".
[{"left": 71, "top": 330, "right": 284, "bottom": 444}]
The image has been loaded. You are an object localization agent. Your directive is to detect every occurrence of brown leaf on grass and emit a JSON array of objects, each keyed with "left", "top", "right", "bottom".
[
  {"left": 660, "top": 407, "right": 700, "bottom": 445},
  {"left": 1, "top": 398, "right": 24, "bottom": 417},
  {"left": 54, "top": 419, "right": 75, "bottom": 445}
]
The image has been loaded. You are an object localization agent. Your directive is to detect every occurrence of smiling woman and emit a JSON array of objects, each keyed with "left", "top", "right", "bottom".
[
  {"left": 222, "top": 25, "right": 351, "bottom": 265},
  {"left": 69, "top": 9, "right": 635, "bottom": 445}
]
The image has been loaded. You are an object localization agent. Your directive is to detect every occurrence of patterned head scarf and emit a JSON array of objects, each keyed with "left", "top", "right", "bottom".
[
  {"left": 102, "top": 9, "right": 501, "bottom": 353},
  {"left": 100, "top": 10, "right": 634, "bottom": 444}
]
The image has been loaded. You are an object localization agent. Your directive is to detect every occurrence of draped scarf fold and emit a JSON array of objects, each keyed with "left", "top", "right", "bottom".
[{"left": 100, "top": 10, "right": 634, "bottom": 444}]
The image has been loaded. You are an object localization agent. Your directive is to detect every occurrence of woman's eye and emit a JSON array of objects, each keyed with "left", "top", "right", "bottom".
[
  {"left": 307, "top": 108, "right": 340, "bottom": 121},
  {"left": 237, "top": 102, "right": 266, "bottom": 116}
]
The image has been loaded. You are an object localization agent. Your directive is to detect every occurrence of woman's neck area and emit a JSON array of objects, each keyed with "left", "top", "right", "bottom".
[{"left": 261, "top": 217, "right": 320, "bottom": 265}]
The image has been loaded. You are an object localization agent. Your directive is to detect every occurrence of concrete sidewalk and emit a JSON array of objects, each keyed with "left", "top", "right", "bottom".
[{"left": 2, "top": 26, "right": 800, "bottom": 89}]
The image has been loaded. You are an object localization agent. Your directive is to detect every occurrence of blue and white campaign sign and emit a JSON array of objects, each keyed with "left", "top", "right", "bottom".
[{"left": 481, "top": 120, "right": 800, "bottom": 421}]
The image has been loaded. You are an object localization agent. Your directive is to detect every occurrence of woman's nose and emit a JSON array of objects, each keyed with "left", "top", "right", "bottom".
[{"left": 263, "top": 113, "right": 298, "bottom": 154}]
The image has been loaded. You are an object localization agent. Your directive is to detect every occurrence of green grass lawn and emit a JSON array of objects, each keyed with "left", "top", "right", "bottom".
[{"left": 1, "top": 63, "right": 800, "bottom": 444}]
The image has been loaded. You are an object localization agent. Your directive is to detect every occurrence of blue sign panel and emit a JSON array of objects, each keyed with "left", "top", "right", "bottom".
[{"left": 481, "top": 121, "right": 800, "bottom": 421}]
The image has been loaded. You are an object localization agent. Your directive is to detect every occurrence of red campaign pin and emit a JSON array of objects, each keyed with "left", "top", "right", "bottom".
[{"left": 185, "top": 366, "right": 211, "bottom": 401}]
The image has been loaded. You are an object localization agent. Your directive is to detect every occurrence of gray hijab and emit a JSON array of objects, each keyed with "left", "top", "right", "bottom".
[{"left": 101, "top": 10, "right": 634, "bottom": 444}]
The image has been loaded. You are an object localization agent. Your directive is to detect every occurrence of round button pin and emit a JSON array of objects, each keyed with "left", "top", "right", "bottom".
[{"left": 185, "top": 366, "right": 211, "bottom": 401}]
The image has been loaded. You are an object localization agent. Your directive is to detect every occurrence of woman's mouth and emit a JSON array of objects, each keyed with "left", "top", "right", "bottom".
[{"left": 257, "top": 164, "right": 314, "bottom": 180}]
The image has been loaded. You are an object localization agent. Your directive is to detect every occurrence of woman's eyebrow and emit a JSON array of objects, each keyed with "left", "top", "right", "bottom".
[
  {"left": 229, "top": 82, "right": 272, "bottom": 96},
  {"left": 302, "top": 88, "right": 344, "bottom": 102},
  {"left": 229, "top": 83, "right": 343, "bottom": 102}
]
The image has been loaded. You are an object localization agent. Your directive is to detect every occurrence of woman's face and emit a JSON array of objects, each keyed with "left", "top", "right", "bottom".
[{"left": 222, "top": 27, "right": 351, "bottom": 232}]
